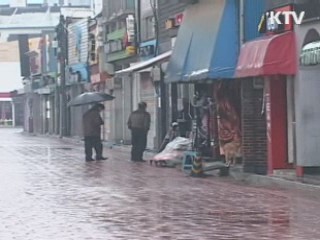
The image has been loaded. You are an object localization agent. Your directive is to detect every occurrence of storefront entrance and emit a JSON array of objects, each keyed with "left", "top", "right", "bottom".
[
  {"left": 265, "top": 76, "right": 291, "bottom": 174},
  {"left": 235, "top": 30, "right": 297, "bottom": 175},
  {"left": 0, "top": 101, "right": 13, "bottom": 126}
]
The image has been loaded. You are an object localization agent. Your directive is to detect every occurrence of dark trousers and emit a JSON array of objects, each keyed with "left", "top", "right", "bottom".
[
  {"left": 84, "top": 136, "right": 103, "bottom": 160},
  {"left": 131, "top": 128, "right": 147, "bottom": 161}
]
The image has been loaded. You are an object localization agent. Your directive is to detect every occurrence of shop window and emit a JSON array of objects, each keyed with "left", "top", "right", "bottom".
[
  {"left": 89, "top": 33, "right": 96, "bottom": 62},
  {"left": 145, "top": 16, "right": 155, "bottom": 40},
  {"left": 0, "top": 101, "right": 13, "bottom": 126}
]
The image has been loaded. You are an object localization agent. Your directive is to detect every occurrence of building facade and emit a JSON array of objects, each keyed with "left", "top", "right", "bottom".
[
  {"left": 102, "top": 0, "right": 137, "bottom": 145},
  {"left": 293, "top": 1, "right": 320, "bottom": 177},
  {"left": 111, "top": 0, "right": 189, "bottom": 150},
  {"left": 0, "top": 93, "right": 15, "bottom": 127},
  {"left": 66, "top": 17, "right": 91, "bottom": 137},
  {"left": 234, "top": 0, "right": 320, "bottom": 178}
]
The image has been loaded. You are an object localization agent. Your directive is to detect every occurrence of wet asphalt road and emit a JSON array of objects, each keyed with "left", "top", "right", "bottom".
[{"left": 0, "top": 128, "right": 320, "bottom": 240}]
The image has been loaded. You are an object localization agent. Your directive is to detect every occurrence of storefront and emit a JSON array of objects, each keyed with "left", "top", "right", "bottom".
[
  {"left": 235, "top": 5, "right": 298, "bottom": 175},
  {"left": 165, "top": 0, "right": 241, "bottom": 160},
  {"left": 294, "top": 16, "right": 320, "bottom": 176},
  {"left": 115, "top": 51, "right": 172, "bottom": 149},
  {"left": 0, "top": 93, "right": 15, "bottom": 127}
]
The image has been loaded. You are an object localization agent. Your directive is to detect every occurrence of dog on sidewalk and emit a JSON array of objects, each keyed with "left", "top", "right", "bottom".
[{"left": 222, "top": 141, "right": 242, "bottom": 166}]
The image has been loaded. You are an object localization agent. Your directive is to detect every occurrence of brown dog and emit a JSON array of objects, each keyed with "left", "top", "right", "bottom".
[{"left": 223, "top": 141, "right": 242, "bottom": 166}]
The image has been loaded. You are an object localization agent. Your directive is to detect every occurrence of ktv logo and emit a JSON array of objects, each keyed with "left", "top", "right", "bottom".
[{"left": 266, "top": 10, "right": 305, "bottom": 26}]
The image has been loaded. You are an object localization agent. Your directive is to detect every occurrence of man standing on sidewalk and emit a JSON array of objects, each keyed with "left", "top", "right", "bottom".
[
  {"left": 127, "top": 102, "right": 151, "bottom": 162},
  {"left": 83, "top": 103, "right": 108, "bottom": 161}
]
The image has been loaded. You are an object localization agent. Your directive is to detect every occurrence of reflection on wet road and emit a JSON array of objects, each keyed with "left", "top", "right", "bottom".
[{"left": 0, "top": 128, "right": 320, "bottom": 239}]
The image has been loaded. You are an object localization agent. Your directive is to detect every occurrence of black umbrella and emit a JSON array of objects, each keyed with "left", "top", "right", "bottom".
[{"left": 68, "top": 92, "right": 115, "bottom": 107}]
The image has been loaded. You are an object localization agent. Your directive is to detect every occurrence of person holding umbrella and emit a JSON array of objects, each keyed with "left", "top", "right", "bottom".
[
  {"left": 82, "top": 103, "right": 108, "bottom": 161},
  {"left": 68, "top": 92, "right": 115, "bottom": 161}
]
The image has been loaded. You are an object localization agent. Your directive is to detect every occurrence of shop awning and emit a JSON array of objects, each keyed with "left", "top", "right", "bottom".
[
  {"left": 165, "top": 0, "right": 239, "bottom": 83},
  {"left": 235, "top": 31, "right": 297, "bottom": 78},
  {"left": 69, "top": 63, "right": 89, "bottom": 82},
  {"left": 300, "top": 41, "right": 320, "bottom": 66},
  {"left": 115, "top": 51, "right": 172, "bottom": 75}
]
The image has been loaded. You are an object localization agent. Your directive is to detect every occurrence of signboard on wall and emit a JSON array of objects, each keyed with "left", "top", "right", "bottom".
[
  {"left": 126, "top": 15, "right": 135, "bottom": 43},
  {"left": 126, "top": 46, "right": 136, "bottom": 55},
  {"left": 258, "top": 4, "right": 295, "bottom": 34},
  {"left": 68, "top": 19, "right": 89, "bottom": 65}
]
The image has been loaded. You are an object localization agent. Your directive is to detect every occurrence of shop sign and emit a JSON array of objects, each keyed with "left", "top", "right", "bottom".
[
  {"left": 265, "top": 81, "right": 272, "bottom": 174},
  {"left": 68, "top": 19, "right": 89, "bottom": 65},
  {"left": 165, "top": 18, "right": 175, "bottom": 29},
  {"left": 266, "top": 11, "right": 304, "bottom": 27},
  {"left": 126, "top": 46, "right": 136, "bottom": 55},
  {"left": 258, "top": 5, "right": 304, "bottom": 34},
  {"left": 175, "top": 13, "right": 184, "bottom": 26},
  {"left": 166, "top": 13, "right": 184, "bottom": 29},
  {"left": 126, "top": 15, "right": 135, "bottom": 43}
]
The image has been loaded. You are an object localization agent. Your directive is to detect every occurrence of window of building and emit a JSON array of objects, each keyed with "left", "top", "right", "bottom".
[
  {"left": 125, "top": 0, "right": 135, "bottom": 10},
  {"left": 145, "top": 16, "right": 155, "bottom": 40},
  {"left": 119, "top": 20, "right": 126, "bottom": 30},
  {"left": 106, "top": 23, "right": 116, "bottom": 35}
]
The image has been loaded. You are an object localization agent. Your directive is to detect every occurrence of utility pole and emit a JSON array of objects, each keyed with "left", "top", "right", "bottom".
[
  {"left": 135, "top": 0, "right": 141, "bottom": 45},
  {"left": 151, "top": 0, "right": 167, "bottom": 145},
  {"left": 56, "top": 15, "right": 68, "bottom": 137}
]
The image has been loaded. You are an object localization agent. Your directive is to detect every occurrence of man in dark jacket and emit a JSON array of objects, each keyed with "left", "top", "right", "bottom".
[
  {"left": 83, "top": 103, "right": 107, "bottom": 161},
  {"left": 127, "top": 102, "right": 151, "bottom": 162}
]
